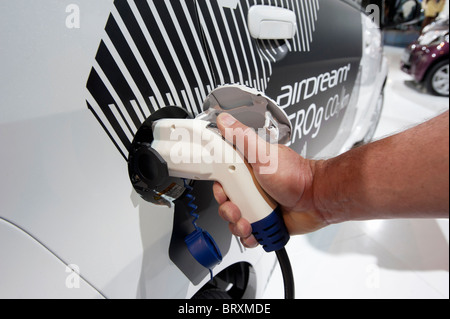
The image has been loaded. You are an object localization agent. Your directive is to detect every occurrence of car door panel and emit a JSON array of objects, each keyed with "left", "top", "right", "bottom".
[{"left": 196, "top": 0, "right": 363, "bottom": 157}]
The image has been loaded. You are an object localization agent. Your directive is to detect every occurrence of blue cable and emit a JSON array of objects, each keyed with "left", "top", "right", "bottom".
[
  {"left": 183, "top": 179, "right": 200, "bottom": 230},
  {"left": 182, "top": 179, "right": 222, "bottom": 281}
]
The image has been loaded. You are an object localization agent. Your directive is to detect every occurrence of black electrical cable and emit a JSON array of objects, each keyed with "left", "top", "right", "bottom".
[{"left": 275, "top": 248, "right": 295, "bottom": 299}]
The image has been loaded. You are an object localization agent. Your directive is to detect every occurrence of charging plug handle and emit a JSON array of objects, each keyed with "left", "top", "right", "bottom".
[{"left": 251, "top": 206, "right": 289, "bottom": 252}]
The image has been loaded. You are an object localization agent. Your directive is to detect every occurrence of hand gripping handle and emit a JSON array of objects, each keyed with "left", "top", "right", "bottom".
[{"left": 151, "top": 119, "right": 289, "bottom": 252}]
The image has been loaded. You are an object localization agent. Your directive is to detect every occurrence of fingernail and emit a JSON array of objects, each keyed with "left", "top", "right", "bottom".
[
  {"left": 242, "top": 236, "right": 259, "bottom": 248},
  {"left": 218, "top": 113, "right": 236, "bottom": 127}
]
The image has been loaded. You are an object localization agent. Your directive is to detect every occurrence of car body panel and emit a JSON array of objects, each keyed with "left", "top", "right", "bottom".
[
  {"left": 0, "top": 0, "right": 273, "bottom": 299},
  {"left": 401, "top": 19, "right": 449, "bottom": 83},
  {"left": 0, "top": 218, "right": 103, "bottom": 299},
  {"left": 402, "top": 40, "right": 449, "bottom": 82}
]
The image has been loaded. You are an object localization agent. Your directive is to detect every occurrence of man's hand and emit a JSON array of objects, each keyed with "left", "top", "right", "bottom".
[
  {"left": 213, "top": 111, "right": 449, "bottom": 248},
  {"left": 212, "top": 113, "right": 329, "bottom": 248}
]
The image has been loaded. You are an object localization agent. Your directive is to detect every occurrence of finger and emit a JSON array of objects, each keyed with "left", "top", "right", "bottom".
[
  {"left": 241, "top": 235, "right": 259, "bottom": 248},
  {"left": 218, "top": 201, "right": 241, "bottom": 224},
  {"left": 212, "top": 182, "right": 228, "bottom": 205},
  {"left": 228, "top": 218, "right": 253, "bottom": 238}
]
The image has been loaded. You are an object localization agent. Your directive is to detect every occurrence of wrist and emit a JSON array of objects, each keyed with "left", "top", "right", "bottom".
[{"left": 310, "top": 158, "right": 349, "bottom": 225}]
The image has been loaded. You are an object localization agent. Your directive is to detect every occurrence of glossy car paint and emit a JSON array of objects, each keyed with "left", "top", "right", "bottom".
[
  {"left": 401, "top": 20, "right": 449, "bottom": 83},
  {"left": 0, "top": 0, "right": 387, "bottom": 298},
  {"left": 402, "top": 40, "right": 449, "bottom": 83}
]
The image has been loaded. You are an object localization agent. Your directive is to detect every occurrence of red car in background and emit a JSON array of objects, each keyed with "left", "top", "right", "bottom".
[{"left": 402, "top": 18, "right": 449, "bottom": 97}]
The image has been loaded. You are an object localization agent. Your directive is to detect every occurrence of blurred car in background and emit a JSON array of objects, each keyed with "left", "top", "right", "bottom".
[{"left": 401, "top": 18, "right": 449, "bottom": 97}]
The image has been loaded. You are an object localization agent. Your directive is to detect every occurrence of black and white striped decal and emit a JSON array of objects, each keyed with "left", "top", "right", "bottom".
[
  {"left": 197, "top": 0, "right": 319, "bottom": 92},
  {"left": 86, "top": 0, "right": 320, "bottom": 160}
]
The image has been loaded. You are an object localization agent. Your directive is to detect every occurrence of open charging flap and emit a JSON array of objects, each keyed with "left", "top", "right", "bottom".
[{"left": 198, "top": 85, "right": 292, "bottom": 144}]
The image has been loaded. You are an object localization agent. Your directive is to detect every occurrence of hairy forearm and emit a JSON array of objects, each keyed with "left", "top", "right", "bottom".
[{"left": 313, "top": 111, "right": 449, "bottom": 224}]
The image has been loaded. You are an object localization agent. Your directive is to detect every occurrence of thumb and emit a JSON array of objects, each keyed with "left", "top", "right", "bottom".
[{"left": 216, "top": 113, "right": 272, "bottom": 170}]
